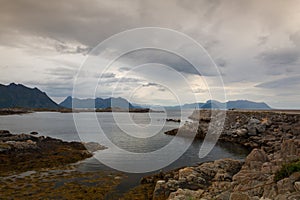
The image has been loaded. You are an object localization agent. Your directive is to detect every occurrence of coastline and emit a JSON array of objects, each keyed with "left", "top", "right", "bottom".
[
  {"left": 140, "top": 109, "right": 300, "bottom": 199},
  {"left": 0, "top": 107, "right": 160, "bottom": 115},
  {"left": 0, "top": 131, "right": 125, "bottom": 199},
  {"left": 1, "top": 110, "right": 299, "bottom": 199}
]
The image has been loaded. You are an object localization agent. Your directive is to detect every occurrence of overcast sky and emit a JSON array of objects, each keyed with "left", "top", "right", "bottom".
[{"left": 0, "top": 0, "right": 299, "bottom": 108}]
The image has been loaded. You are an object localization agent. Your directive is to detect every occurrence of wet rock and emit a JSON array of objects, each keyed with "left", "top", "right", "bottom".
[
  {"left": 0, "top": 132, "right": 94, "bottom": 174},
  {"left": 84, "top": 142, "right": 107, "bottom": 152},
  {"left": 30, "top": 131, "right": 38, "bottom": 135},
  {"left": 166, "top": 118, "right": 181, "bottom": 123},
  {"left": 0, "top": 130, "right": 12, "bottom": 137}
]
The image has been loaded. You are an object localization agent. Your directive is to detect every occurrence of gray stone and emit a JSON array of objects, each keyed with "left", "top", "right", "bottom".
[{"left": 247, "top": 118, "right": 266, "bottom": 135}]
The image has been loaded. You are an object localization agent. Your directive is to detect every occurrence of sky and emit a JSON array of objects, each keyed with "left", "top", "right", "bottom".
[{"left": 0, "top": 0, "right": 300, "bottom": 108}]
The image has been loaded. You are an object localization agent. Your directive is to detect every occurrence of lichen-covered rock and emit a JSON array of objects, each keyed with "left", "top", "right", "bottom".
[
  {"left": 0, "top": 132, "right": 94, "bottom": 175},
  {"left": 153, "top": 180, "right": 168, "bottom": 200},
  {"left": 168, "top": 188, "right": 204, "bottom": 200},
  {"left": 6, "top": 140, "right": 38, "bottom": 150}
]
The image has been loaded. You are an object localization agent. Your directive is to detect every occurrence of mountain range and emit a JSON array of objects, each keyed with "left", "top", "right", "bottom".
[
  {"left": 59, "top": 96, "right": 136, "bottom": 109},
  {"left": 0, "top": 83, "right": 272, "bottom": 110},
  {"left": 166, "top": 100, "right": 271, "bottom": 110},
  {"left": 0, "top": 83, "right": 60, "bottom": 109}
]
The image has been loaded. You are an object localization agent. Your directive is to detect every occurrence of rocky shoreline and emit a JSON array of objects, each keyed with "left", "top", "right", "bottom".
[
  {"left": 0, "top": 130, "right": 127, "bottom": 199},
  {"left": 139, "top": 110, "right": 300, "bottom": 200},
  {"left": 0, "top": 130, "right": 106, "bottom": 175}
]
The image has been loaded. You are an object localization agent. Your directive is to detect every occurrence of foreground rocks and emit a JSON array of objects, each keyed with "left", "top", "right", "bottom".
[
  {"left": 153, "top": 110, "right": 300, "bottom": 199},
  {"left": 165, "top": 110, "right": 300, "bottom": 152},
  {"left": 0, "top": 164, "right": 123, "bottom": 199},
  {"left": 147, "top": 139, "right": 300, "bottom": 200},
  {"left": 0, "top": 130, "right": 106, "bottom": 175}
]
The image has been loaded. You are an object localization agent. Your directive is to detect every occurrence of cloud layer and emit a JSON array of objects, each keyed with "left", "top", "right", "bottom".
[{"left": 0, "top": 0, "right": 299, "bottom": 108}]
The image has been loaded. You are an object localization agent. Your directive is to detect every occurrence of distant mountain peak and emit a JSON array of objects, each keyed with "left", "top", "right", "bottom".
[
  {"left": 165, "top": 99, "right": 271, "bottom": 110},
  {"left": 59, "top": 96, "right": 136, "bottom": 109},
  {"left": 0, "top": 83, "right": 60, "bottom": 109}
]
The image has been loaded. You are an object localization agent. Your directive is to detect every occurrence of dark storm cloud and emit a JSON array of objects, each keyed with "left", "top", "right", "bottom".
[{"left": 113, "top": 48, "right": 218, "bottom": 76}]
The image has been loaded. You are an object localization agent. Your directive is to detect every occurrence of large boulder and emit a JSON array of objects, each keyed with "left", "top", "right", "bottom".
[
  {"left": 247, "top": 118, "right": 266, "bottom": 136},
  {"left": 280, "top": 139, "right": 300, "bottom": 162},
  {"left": 244, "top": 149, "right": 269, "bottom": 170}
]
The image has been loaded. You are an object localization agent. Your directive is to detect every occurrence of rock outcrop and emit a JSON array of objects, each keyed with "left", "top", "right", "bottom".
[
  {"left": 0, "top": 131, "right": 106, "bottom": 175},
  {"left": 166, "top": 110, "right": 300, "bottom": 152},
  {"left": 151, "top": 139, "right": 300, "bottom": 200},
  {"left": 158, "top": 110, "right": 300, "bottom": 199}
]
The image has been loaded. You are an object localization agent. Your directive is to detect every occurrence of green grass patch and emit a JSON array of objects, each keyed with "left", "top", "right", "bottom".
[{"left": 274, "top": 160, "right": 300, "bottom": 182}]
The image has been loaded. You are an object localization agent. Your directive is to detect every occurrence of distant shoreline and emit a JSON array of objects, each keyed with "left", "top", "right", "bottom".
[
  {"left": 1, "top": 107, "right": 300, "bottom": 115},
  {"left": 0, "top": 107, "right": 164, "bottom": 115}
]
